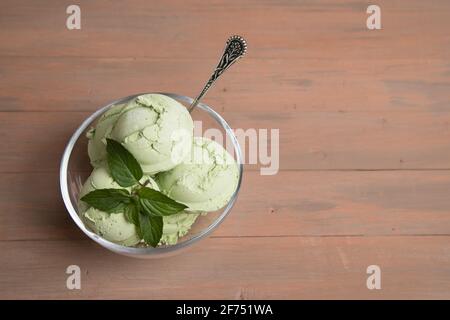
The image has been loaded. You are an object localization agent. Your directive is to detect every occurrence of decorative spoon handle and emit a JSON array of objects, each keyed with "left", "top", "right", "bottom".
[{"left": 188, "top": 35, "right": 247, "bottom": 112}]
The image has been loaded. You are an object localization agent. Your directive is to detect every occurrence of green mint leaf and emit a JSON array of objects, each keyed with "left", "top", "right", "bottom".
[
  {"left": 106, "top": 138, "right": 143, "bottom": 187},
  {"left": 80, "top": 188, "right": 131, "bottom": 213},
  {"left": 139, "top": 212, "right": 163, "bottom": 247},
  {"left": 138, "top": 187, "right": 188, "bottom": 216},
  {"left": 124, "top": 201, "right": 140, "bottom": 225}
]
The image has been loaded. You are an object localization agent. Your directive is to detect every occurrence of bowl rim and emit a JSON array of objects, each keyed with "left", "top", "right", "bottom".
[{"left": 59, "top": 92, "right": 243, "bottom": 257}]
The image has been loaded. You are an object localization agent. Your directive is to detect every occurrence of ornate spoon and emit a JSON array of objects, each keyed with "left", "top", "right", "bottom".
[{"left": 188, "top": 35, "right": 247, "bottom": 112}]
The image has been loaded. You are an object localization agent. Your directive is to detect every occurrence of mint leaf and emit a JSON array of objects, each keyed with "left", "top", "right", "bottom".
[
  {"left": 106, "top": 138, "right": 143, "bottom": 187},
  {"left": 80, "top": 189, "right": 131, "bottom": 213},
  {"left": 138, "top": 187, "right": 188, "bottom": 216},
  {"left": 139, "top": 212, "right": 163, "bottom": 247},
  {"left": 124, "top": 201, "right": 140, "bottom": 225}
]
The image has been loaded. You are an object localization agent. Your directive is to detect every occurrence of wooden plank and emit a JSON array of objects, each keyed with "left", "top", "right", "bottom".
[
  {"left": 0, "top": 236, "right": 448, "bottom": 299},
  {"left": 1, "top": 0, "right": 449, "bottom": 300},
  {"left": 1, "top": 111, "right": 450, "bottom": 172},
  {"left": 2, "top": 171, "right": 450, "bottom": 241},
  {"left": 0, "top": 57, "right": 449, "bottom": 113},
  {"left": 0, "top": 0, "right": 449, "bottom": 60}
]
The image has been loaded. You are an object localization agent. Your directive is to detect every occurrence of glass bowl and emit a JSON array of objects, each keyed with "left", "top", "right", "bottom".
[{"left": 60, "top": 93, "right": 243, "bottom": 258}]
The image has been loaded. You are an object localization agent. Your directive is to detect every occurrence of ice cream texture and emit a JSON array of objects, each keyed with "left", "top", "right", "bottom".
[
  {"left": 87, "top": 94, "right": 194, "bottom": 174},
  {"left": 156, "top": 137, "right": 239, "bottom": 212},
  {"left": 78, "top": 166, "right": 157, "bottom": 246},
  {"left": 83, "top": 208, "right": 141, "bottom": 246},
  {"left": 160, "top": 212, "right": 200, "bottom": 245},
  {"left": 79, "top": 166, "right": 199, "bottom": 246}
]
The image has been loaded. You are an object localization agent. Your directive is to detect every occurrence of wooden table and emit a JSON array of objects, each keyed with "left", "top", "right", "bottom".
[{"left": 1, "top": 0, "right": 449, "bottom": 299}]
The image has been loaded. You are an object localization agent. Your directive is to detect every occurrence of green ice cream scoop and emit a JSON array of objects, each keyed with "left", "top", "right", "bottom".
[
  {"left": 79, "top": 166, "right": 199, "bottom": 246},
  {"left": 78, "top": 166, "right": 158, "bottom": 246},
  {"left": 160, "top": 212, "right": 200, "bottom": 245},
  {"left": 83, "top": 207, "right": 141, "bottom": 246},
  {"left": 88, "top": 94, "right": 194, "bottom": 174},
  {"left": 156, "top": 137, "right": 239, "bottom": 212}
]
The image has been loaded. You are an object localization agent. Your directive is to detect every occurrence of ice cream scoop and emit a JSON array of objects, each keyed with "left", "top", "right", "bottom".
[
  {"left": 87, "top": 94, "right": 194, "bottom": 174},
  {"left": 156, "top": 137, "right": 239, "bottom": 212},
  {"left": 79, "top": 166, "right": 199, "bottom": 246},
  {"left": 83, "top": 207, "right": 142, "bottom": 246},
  {"left": 78, "top": 166, "right": 158, "bottom": 246}
]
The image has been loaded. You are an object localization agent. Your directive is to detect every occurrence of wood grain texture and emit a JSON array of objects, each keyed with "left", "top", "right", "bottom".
[
  {"left": 1, "top": 171, "right": 450, "bottom": 241},
  {"left": 1, "top": 57, "right": 449, "bottom": 114},
  {"left": 1, "top": 0, "right": 449, "bottom": 60},
  {"left": 0, "top": 237, "right": 449, "bottom": 299},
  {"left": 0, "top": 0, "right": 449, "bottom": 299},
  {"left": 1, "top": 111, "right": 450, "bottom": 172}
]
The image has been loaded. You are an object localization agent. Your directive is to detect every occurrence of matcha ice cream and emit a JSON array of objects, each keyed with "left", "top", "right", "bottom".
[
  {"left": 156, "top": 137, "right": 239, "bottom": 212},
  {"left": 78, "top": 93, "right": 240, "bottom": 248},
  {"left": 160, "top": 212, "right": 200, "bottom": 245},
  {"left": 83, "top": 207, "right": 141, "bottom": 246},
  {"left": 79, "top": 166, "right": 199, "bottom": 246},
  {"left": 79, "top": 166, "right": 159, "bottom": 198},
  {"left": 88, "top": 94, "right": 194, "bottom": 174},
  {"left": 78, "top": 166, "right": 158, "bottom": 246}
]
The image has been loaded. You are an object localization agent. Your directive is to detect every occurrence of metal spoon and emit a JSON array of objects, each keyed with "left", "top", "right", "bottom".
[{"left": 188, "top": 35, "right": 247, "bottom": 113}]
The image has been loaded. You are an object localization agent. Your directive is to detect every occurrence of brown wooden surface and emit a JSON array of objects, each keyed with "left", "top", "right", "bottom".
[{"left": 1, "top": 0, "right": 449, "bottom": 299}]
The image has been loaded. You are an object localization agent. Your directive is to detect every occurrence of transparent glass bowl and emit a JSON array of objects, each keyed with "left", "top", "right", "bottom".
[{"left": 60, "top": 93, "right": 243, "bottom": 258}]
